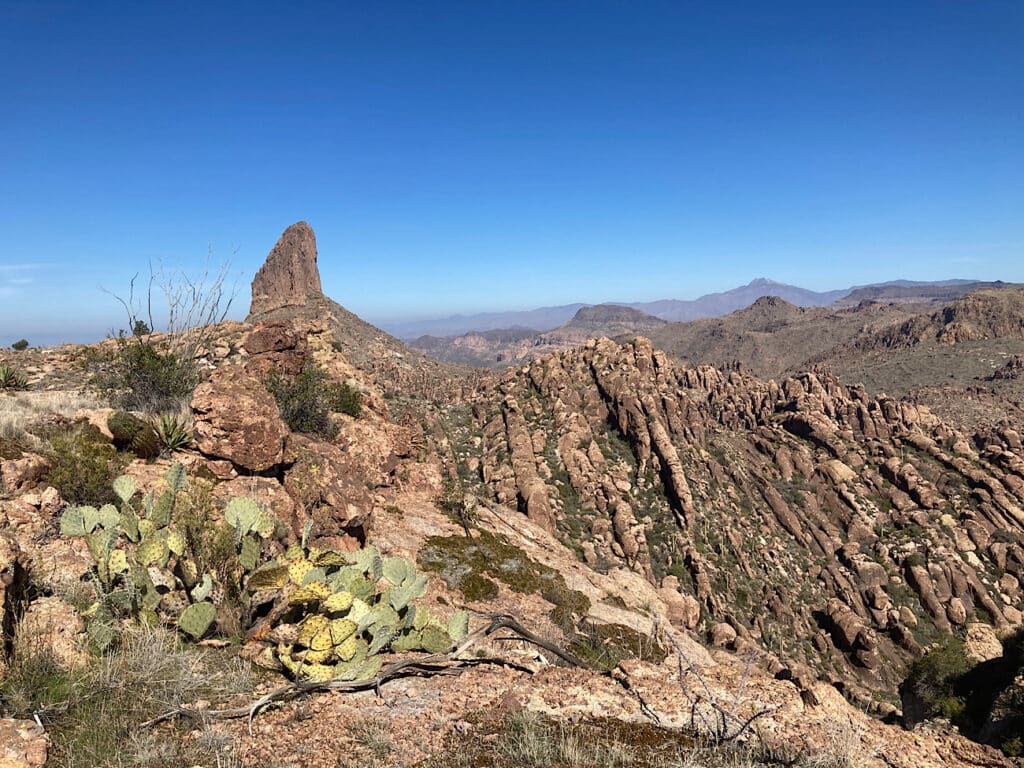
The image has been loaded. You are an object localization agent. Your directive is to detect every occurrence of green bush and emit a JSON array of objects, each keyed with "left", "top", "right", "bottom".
[
  {"left": 45, "top": 429, "right": 127, "bottom": 505},
  {"left": 11, "top": 339, "right": 28, "bottom": 351},
  {"left": 265, "top": 364, "right": 362, "bottom": 439},
  {"left": 95, "top": 337, "right": 199, "bottom": 414},
  {"left": 905, "top": 636, "right": 971, "bottom": 721}
]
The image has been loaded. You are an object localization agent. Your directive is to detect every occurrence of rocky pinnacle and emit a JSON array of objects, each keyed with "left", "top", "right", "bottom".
[{"left": 247, "top": 221, "right": 324, "bottom": 319}]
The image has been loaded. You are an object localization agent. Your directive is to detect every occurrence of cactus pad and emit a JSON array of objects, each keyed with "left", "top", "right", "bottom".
[
  {"left": 178, "top": 601, "right": 216, "bottom": 639},
  {"left": 323, "top": 590, "right": 354, "bottom": 613}
]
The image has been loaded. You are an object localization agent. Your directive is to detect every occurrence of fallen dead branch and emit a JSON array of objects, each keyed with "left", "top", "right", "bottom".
[{"left": 141, "top": 613, "right": 594, "bottom": 733}]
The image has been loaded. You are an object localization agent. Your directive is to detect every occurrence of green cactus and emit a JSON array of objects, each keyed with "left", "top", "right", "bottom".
[
  {"left": 130, "top": 425, "right": 161, "bottom": 459},
  {"left": 178, "top": 601, "right": 216, "bottom": 639},
  {"left": 107, "top": 411, "right": 146, "bottom": 449}
]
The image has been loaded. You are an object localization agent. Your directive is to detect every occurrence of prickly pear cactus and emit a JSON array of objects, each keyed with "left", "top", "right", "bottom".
[
  {"left": 59, "top": 463, "right": 277, "bottom": 646},
  {"left": 250, "top": 543, "right": 470, "bottom": 683}
]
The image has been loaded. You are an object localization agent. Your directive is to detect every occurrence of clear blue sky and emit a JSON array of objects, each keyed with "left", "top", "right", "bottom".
[{"left": 1, "top": 0, "right": 1022, "bottom": 344}]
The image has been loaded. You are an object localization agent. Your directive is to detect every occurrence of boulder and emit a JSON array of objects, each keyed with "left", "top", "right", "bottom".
[
  {"left": 0, "top": 453, "right": 49, "bottom": 495},
  {"left": 243, "top": 321, "right": 309, "bottom": 376},
  {"left": 191, "top": 366, "right": 288, "bottom": 472},
  {"left": 0, "top": 532, "right": 29, "bottom": 662},
  {"left": 283, "top": 435, "right": 374, "bottom": 537},
  {"left": 15, "top": 597, "right": 87, "bottom": 669}
]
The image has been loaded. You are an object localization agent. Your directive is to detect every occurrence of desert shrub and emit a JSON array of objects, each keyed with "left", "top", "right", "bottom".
[
  {"left": 45, "top": 428, "right": 127, "bottom": 505},
  {"left": 11, "top": 339, "right": 28, "bottom": 351},
  {"left": 904, "top": 635, "right": 971, "bottom": 721},
  {"left": 107, "top": 410, "right": 146, "bottom": 448},
  {"left": 327, "top": 378, "right": 363, "bottom": 417},
  {"left": 0, "top": 364, "right": 28, "bottom": 391},
  {"left": 98, "top": 337, "right": 199, "bottom": 413},
  {"left": 265, "top": 364, "right": 353, "bottom": 439},
  {"left": 95, "top": 263, "right": 235, "bottom": 413}
]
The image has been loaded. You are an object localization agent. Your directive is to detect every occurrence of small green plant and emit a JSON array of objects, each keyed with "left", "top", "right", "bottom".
[
  {"left": 903, "top": 635, "right": 971, "bottom": 721},
  {"left": 152, "top": 411, "right": 193, "bottom": 451},
  {"left": 265, "top": 364, "right": 360, "bottom": 439},
  {"left": 0, "top": 363, "right": 28, "bottom": 390},
  {"left": 97, "top": 337, "right": 199, "bottom": 414},
  {"left": 11, "top": 338, "right": 29, "bottom": 351},
  {"left": 132, "top": 319, "right": 151, "bottom": 336},
  {"left": 45, "top": 428, "right": 127, "bottom": 505}
]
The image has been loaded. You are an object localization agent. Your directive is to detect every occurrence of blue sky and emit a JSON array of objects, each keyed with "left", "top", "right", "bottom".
[{"left": 1, "top": 1, "right": 1022, "bottom": 344}]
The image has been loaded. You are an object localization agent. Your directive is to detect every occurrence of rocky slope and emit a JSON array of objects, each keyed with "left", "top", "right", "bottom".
[
  {"left": 454, "top": 335, "right": 1024, "bottom": 715},
  {"left": 1, "top": 222, "right": 1021, "bottom": 767}
]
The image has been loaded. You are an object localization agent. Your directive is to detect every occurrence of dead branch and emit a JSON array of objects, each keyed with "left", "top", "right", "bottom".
[{"left": 140, "top": 614, "right": 594, "bottom": 733}]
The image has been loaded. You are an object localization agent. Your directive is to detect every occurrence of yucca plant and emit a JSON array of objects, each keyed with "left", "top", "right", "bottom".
[
  {"left": 0, "top": 364, "right": 28, "bottom": 391},
  {"left": 153, "top": 412, "right": 193, "bottom": 451}
]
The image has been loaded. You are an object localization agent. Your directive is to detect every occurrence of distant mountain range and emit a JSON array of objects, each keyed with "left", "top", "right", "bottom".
[{"left": 383, "top": 278, "right": 995, "bottom": 339}]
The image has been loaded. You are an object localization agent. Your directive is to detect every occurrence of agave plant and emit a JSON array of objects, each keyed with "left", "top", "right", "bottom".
[
  {"left": 153, "top": 411, "right": 193, "bottom": 451},
  {"left": 0, "top": 364, "right": 28, "bottom": 391}
]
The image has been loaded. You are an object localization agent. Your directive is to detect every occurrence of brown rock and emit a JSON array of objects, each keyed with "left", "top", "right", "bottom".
[
  {"left": 710, "top": 622, "right": 737, "bottom": 648},
  {"left": 244, "top": 321, "right": 309, "bottom": 376},
  {"left": 0, "top": 532, "right": 30, "bottom": 663},
  {"left": 248, "top": 221, "right": 323, "bottom": 318},
  {"left": 15, "top": 597, "right": 87, "bottom": 668},
  {"left": 283, "top": 435, "right": 374, "bottom": 537},
  {"left": 191, "top": 366, "right": 288, "bottom": 472},
  {"left": 0, "top": 453, "right": 49, "bottom": 495},
  {"left": 0, "top": 718, "right": 48, "bottom": 768}
]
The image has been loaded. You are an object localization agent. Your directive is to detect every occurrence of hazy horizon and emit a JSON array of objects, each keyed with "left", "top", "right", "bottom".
[{"left": 2, "top": 1, "right": 1021, "bottom": 344}]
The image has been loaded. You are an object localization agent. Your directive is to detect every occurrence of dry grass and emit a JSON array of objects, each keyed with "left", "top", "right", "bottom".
[
  {"left": 0, "top": 623, "right": 254, "bottom": 768},
  {"left": 0, "top": 389, "right": 103, "bottom": 446}
]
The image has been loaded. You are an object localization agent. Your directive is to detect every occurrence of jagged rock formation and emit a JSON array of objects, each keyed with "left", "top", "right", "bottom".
[
  {"left": 868, "top": 289, "right": 1024, "bottom": 348},
  {"left": 244, "top": 222, "right": 479, "bottom": 400},
  {"left": 247, "top": 221, "right": 323, "bottom": 318},
  {"left": 459, "top": 335, "right": 1024, "bottom": 708}
]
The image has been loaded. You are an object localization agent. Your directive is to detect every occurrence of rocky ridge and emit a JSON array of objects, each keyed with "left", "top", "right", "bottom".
[{"left": 460, "top": 335, "right": 1024, "bottom": 711}]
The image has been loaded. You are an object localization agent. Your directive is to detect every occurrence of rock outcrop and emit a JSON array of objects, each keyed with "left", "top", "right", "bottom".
[
  {"left": 456, "top": 336, "right": 1024, "bottom": 707},
  {"left": 191, "top": 366, "right": 289, "bottom": 473},
  {"left": 248, "top": 221, "right": 323, "bottom": 319}
]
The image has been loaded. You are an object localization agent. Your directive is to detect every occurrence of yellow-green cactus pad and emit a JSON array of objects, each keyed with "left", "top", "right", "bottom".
[
  {"left": 288, "top": 558, "right": 314, "bottom": 585},
  {"left": 323, "top": 590, "right": 353, "bottom": 613},
  {"left": 297, "top": 615, "right": 329, "bottom": 647},
  {"left": 336, "top": 633, "right": 359, "bottom": 662},
  {"left": 329, "top": 618, "right": 358, "bottom": 645}
]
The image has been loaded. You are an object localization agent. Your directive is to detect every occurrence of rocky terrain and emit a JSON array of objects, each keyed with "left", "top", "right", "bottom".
[
  {"left": 410, "top": 305, "right": 666, "bottom": 367},
  {"left": 0, "top": 222, "right": 1021, "bottom": 767}
]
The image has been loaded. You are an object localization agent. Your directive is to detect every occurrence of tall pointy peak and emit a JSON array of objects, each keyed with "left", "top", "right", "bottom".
[{"left": 248, "top": 221, "right": 324, "bottom": 319}]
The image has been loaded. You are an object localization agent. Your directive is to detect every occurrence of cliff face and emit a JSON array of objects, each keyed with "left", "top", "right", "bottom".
[
  {"left": 460, "top": 336, "right": 1024, "bottom": 708},
  {"left": 247, "top": 221, "right": 323, "bottom": 319}
]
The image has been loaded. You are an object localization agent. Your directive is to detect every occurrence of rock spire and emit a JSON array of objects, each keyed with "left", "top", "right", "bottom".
[{"left": 248, "top": 221, "right": 323, "bottom": 319}]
